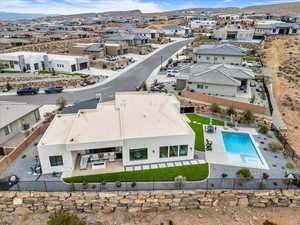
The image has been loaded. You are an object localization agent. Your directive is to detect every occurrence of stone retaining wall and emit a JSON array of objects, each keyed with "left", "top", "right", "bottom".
[{"left": 1, "top": 190, "right": 300, "bottom": 214}]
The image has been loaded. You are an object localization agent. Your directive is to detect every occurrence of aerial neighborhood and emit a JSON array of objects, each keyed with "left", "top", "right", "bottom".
[{"left": 0, "top": 2, "right": 300, "bottom": 224}]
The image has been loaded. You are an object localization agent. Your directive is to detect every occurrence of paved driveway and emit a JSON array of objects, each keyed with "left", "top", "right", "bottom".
[{"left": 0, "top": 40, "right": 190, "bottom": 105}]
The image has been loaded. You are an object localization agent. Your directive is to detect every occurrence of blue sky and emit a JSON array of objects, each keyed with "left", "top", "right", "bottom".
[{"left": 0, "top": 0, "right": 299, "bottom": 15}]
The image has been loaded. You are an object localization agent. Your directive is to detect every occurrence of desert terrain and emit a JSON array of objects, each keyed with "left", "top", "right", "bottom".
[
  {"left": 262, "top": 35, "right": 300, "bottom": 152},
  {"left": 1, "top": 206, "right": 300, "bottom": 225}
]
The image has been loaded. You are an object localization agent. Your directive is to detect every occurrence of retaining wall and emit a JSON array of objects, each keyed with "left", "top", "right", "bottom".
[{"left": 1, "top": 190, "right": 300, "bottom": 214}]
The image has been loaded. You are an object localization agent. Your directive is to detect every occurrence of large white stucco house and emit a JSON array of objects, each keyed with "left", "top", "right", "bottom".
[
  {"left": 38, "top": 92, "right": 195, "bottom": 175},
  {"left": 176, "top": 64, "right": 255, "bottom": 97},
  {"left": 192, "top": 44, "right": 246, "bottom": 65},
  {"left": 0, "top": 51, "right": 89, "bottom": 73}
]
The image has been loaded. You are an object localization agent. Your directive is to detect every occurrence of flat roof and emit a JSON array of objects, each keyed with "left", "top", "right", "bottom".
[{"left": 40, "top": 92, "right": 193, "bottom": 147}]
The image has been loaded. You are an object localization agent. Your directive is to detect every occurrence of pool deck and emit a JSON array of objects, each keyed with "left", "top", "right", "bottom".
[{"left": 204, "top": 125, "right": 269, "bottom": 170}]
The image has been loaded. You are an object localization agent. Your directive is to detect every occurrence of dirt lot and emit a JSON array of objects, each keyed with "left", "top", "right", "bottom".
[
  {"left": 1, "top": 207, "right": 300, "bottom": 225},
  {"left": 262, "top": 35, "right": 300, "bottom": 152}
]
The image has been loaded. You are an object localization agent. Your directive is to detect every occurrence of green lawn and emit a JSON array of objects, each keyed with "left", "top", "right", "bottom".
[
  {"left": 244, "top": 56, "right": 259, "bottom": 62},
  {"left": 38, "top": 71, "right": 85, "bottom": 76},
  {"left": 64, "top": 164, "right": 209, "bottom": 183},
  {"left": 186, "top": 113, "right": 229, "bottom": 151}
]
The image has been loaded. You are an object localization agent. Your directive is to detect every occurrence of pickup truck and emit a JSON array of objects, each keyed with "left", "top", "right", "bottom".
[{"left": 44, "top": 86, "right": 64, "bottom": 94}]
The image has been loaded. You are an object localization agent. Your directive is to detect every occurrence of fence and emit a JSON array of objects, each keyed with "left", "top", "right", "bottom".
[
  {"left": 0, "top": 123, "right": 49, "bottom": 174},
  {"left": 3, "top": 178, "right": 299, "bottom": 192},
  {"left": 182, "top": 89, "right": 268, "bottom": 115}
]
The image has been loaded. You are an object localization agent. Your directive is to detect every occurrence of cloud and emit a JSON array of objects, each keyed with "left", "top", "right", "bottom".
[{"left": 0, "top": 0, "right": 161, "bottom": 14}]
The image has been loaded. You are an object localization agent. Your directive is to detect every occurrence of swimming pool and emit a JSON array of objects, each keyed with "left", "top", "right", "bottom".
[{"left": 222, "top": 131, "right": 264, "bottom": 165}]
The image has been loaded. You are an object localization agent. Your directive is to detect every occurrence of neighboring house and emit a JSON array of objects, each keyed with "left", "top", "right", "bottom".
[
  {"left": 38, "top": 92, "right": 195, "bottom": 174},
  {"left": 70, "top": 43, "right": 104, "bottom": 59},
  {"left": 190, "top": 20, "right": 216, "bottom": 29},
  {"left": 255, "top": 23, "right": 300, "bottom": 37},
  {"left": 162, "top": 25, "right": 192, "bottom": 36},
  {"left": 192, "top": 44, "right": 246, "bottom": 65},
  {"left": 218, "top": 14, "right": 240, "bottom": 20},
  {"left": 0, "top": 51, "right": 89, "bottom": 73},
  {"left": 176, "top": 64, "right": 255, "bottom": 97},
  {"left": 0, "top": 102, "right": 41, "bottom": 146},
  {"left": 213, "top": 26, "right": 255, "bottom": 41},
  {"left": 103, "top": 33, "right": 149, "bottom": 47},
  {"left": 0, "top": 38, "right": 31, "bottom": 48},
  {"left": 127, "top": 28, "right": 163, "bottom": 39}
]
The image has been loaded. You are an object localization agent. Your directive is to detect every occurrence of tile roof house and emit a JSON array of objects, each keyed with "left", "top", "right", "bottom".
[
  {"left": 255, "top": 22, "right": 300, "bottom": 36},
  {"left": 192, "top": 44, "right": 246, "bottom": 65},
  {"left": 176, "top": 64, "right": 255, "bottom": 97}
]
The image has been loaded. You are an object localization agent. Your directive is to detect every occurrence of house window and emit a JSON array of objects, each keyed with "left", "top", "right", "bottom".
[
  {"left": 206, "top": 57, "right": 210, "bottom": 60},
  {"left": 222, "top": 57, "right": 225, "bottom": 60},
  {"left": 197, "top": 84, "right": 203, "bottom": 89},
  {"left": 26, "top": 64, "right": 31, "bottom": 70},
  {"left": 159, "top": 146, "right": 169, "bottom": 158},
  {"left": 179, "top": 145, "right": 188, "bottom": 156},
  {"left": 214, "top": 57, "right": 218, "bottom": 61},
  {"left": 272, "top": 29, "right": 276, "bottom": 33},
  {"left": 205, "top": 85, "right": 208, "bottom": 89},
  {"left": 4, "top": 125, "right": 12, "bottom": 135},
  {"left": 34, "top": 63, "right": 39, "bottom": 70},
  {"left": 129, "top": 148, "right": 148, "bottom": 161},
  {"left": 49, "top": 155, "right": 63, "bottom": 167},
  {"left": 169, "top": 145, "right": 178, "bottom": 157}
]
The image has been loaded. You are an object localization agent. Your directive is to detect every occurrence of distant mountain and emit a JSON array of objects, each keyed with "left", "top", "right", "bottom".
[{"left": 0, "top": 11, "right": 59, "bottom": 20}]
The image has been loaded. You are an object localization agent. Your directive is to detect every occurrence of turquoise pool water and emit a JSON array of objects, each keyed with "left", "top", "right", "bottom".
[{"left": 222, "top": 132, "right": 263, "bottom": 165}]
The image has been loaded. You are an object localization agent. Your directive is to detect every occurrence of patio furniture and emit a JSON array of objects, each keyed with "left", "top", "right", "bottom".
[
  {"left": 108, "top": 152, "right": 115, "bottom": 162},
  {"left": 205, "top": 125, "right": 215, "bottom": 133}
]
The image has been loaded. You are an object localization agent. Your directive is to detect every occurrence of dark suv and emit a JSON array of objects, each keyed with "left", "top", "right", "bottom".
[
  {"left": 44, "top": 86, "right": 64, "bottom": 94},
  {"left": 17, "top": 87, "right": 39, "bottom": 96}
]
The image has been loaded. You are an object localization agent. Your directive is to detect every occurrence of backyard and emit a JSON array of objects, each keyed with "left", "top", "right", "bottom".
[
  {"left": 185, "top": 113, "right": 227, "bottom": 151},
  {"left": 64, "top": 163, "right": 209, "bottom": 183}
]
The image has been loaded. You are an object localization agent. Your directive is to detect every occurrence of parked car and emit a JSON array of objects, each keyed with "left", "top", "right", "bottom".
[
  {"left": 80, "top": 75, "right": 90, "bottom": 79},
  {"left": 44, "top": 86, "right": 64, "bottom": 94},
  {"left": 85, "top": 80, "right": 96, "bottom": 85},
  {"left": 150, "top": 86, "right": 168, "bottom": 93},
  {"left": 17, "top": 87, "right": 39, "bottom": 96},
  {"left": 167, "top": 70, "right": 178, "bottom": 77}
]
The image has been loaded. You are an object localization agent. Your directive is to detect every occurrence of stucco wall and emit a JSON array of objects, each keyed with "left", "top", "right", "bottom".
[
  {"left": 188, "top": 83, "right": 237, "bottom": 97},
  {"left": 193, "top": 54, "right": 243, "bottom": 65}
]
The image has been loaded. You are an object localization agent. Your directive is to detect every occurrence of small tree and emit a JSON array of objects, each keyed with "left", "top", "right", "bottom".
[
  {"left": 236, "top": 168, "right": 253, "bottom": 180},
  {"left": 226, "top": 106, "right": 236, "bottom": 116},
  {"left": 44, "top": 112, "right": 56, "bottom": 123},
  {"left": 174, "top": 175, "right": 186, "bottom": 188},
  {"left": 140, "top": 81, "right": 147, "bottom": 91},
  {"left": 210, "top": 103, "right": 221, "bottom": 113},
  {"left": 221, "top": 173, "right": 228, "bottom": 178},
  {"left": 48, "top": 210, "right": 87, "bottom": 225},
  {"left": 242, "top": 110, "right": 255, "bottom": 123},
  {"left": 286, "top": 161, "right": 295, "bottom": 169},
  {"left": 259, "top": 125, "right": 269, "bottom": 135},
  {"left": 263, "top": 220, "right": 279, "bottom": 225},
  {"left": 56, "top": 96, "right": 67, "bottom": 110},
  {"left": 268, "top": 141, "right": 283, "bottom": 152},
  {"left": 102, "top": 64, "right": 107, "bottom": 69},
  {"left": 5, "top": 82, "right": 12, "bottom": 91}
]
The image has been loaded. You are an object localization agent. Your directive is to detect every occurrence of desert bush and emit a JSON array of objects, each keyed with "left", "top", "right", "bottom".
[
  {"left": 242, "top": 110, "right": 255, "bottom": 123},
  {"left": 259, "top": 125, "right": 269, "bottom": 135},
  {"left": 210, "top": 103, "right": 221, "bottom": 113},
  {"left": 286, "top": 161, "right": 295, "bottom": 169},
  {"left": 263, "top": 220, "right": 279, "bottom": 225},
  {"left": 47, "top": 210, "right": 87, "bottom": 225},
  {"left": 236, "top": 168, "right": 253, "bottom": 180},
  {"left": 268, "top": 141, "right": 283, "bottom": 152},
  {"left": 56, "top": 96, "right": 68, "bottom": 110},
  {"left": 226, "top": 106, "right": 236, "bottom": 116}
]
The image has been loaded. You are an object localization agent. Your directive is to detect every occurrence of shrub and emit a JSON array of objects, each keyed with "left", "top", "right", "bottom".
[
  {"left": 263, "top": 221, "right": 279, "bottom": 225},
  {"left": 226, "top": 106, "right": 236, "bottom": 116},
  {"left": 5, "top": 82, "right": 12, "bottom": 91},
  {"left": 56, "top": 96, "right": 68, "bottom": 110},
  {"left": 286, "top": 161, "right": 295, "bottom": 169},
  {"left": 210, "top": 103, "right": 221, "bottom": 113},
  {"left": 102, "top": 64, "right": 107, "bottom": 69},
  {"left": 48, "top": 210, "right": 87, "bottom": 225},
  {"left": 262, "top": 172, "right": 269, "bottom": 180},
  {"left": 259, "top": 125, "right": 269, "bottom": 135},
  {"left": 44, "top": 112, "right": 56, "bottom": 123},
  {"left": 69, "top": 182, "right": 75, "bottom": 192},
  {"left": 268, "top": 141, "right": 283, "bottom": 152},
  {"left": 115, "top": 181, "right": 122, "bottom": 187},
  {"left": 242, "top": 110, "right": 255, "bottom": 123},
  {"left": 221, "top": 173, "right": 228, "bottom": 178},
  {"left": 131, "top": 181, "right": 137, "bottom": 187},
  {"left": 174, "top": 175, "right": 186, "bottom": 188},
  {"left": 283, "top": 178, "right": 293, "bottom": 185},
  {"left": 236, "top": 168, "right": 253, "bottom": 180}
]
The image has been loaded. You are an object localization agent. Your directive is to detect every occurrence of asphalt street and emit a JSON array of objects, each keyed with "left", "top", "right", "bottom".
[{"left": 0, "top": 40, "right": 190, "bottom": 105}]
